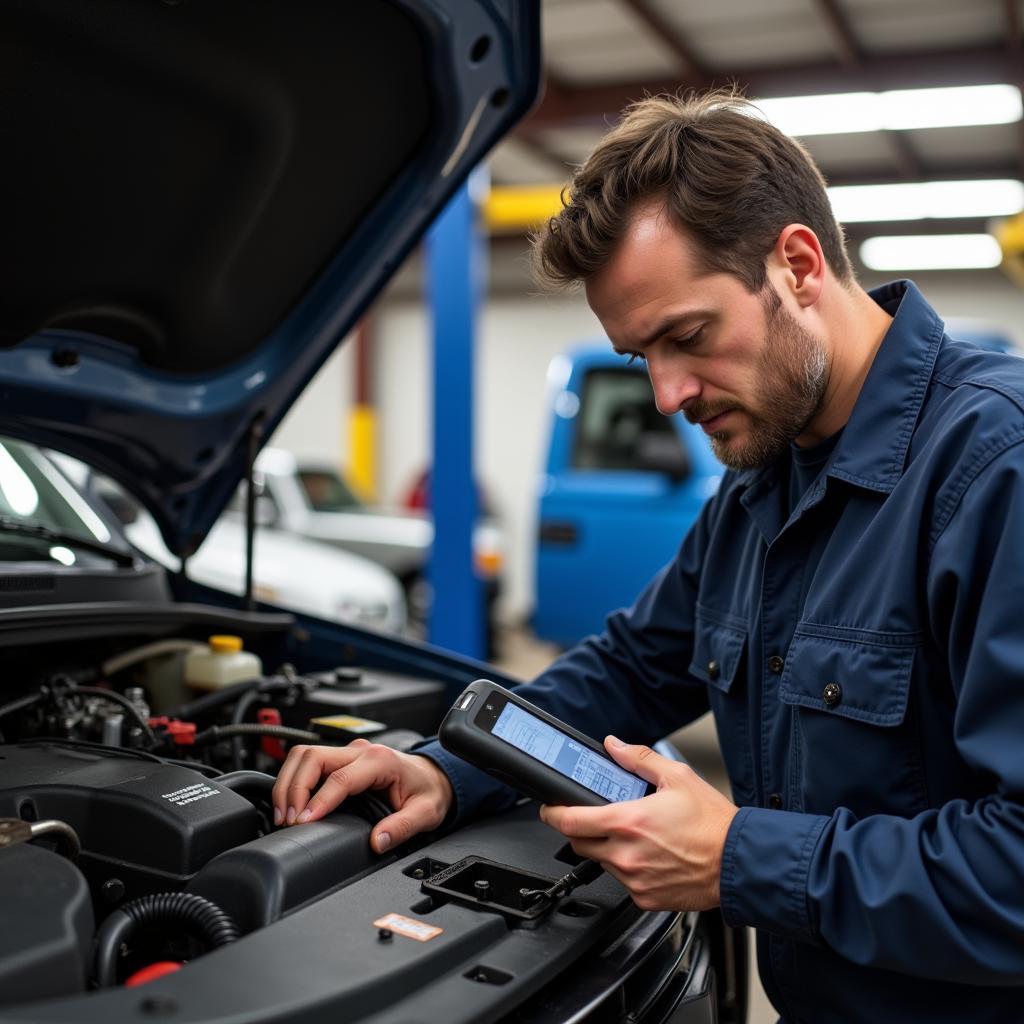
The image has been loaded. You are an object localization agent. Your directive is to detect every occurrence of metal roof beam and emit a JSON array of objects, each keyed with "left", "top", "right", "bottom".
[
  {"left": 520, "top": 45, "right": 1024, "bottom": 129},
  {"left": 616, "top": 0, "right": 711, "bottom": 82},
  {"left": 810, "top": 0, "right": 864, "bottom": 70},
  {"left": 1003, "top": 0, "right": 1024, "bottom": 177}
]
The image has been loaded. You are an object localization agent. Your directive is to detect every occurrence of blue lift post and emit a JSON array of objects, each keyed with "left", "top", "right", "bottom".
[{"left": 425, "top": 180, "right": 484, "bottom": 658}]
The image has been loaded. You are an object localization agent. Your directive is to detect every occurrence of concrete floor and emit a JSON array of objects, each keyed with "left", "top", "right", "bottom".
[{"left": 492, "top": 626, "right": 777, "bottom": 1024}]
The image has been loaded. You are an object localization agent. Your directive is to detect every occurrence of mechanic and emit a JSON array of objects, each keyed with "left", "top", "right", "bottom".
[{"left": 273, "top": 90, "right": 1024, "bottom": 1022}]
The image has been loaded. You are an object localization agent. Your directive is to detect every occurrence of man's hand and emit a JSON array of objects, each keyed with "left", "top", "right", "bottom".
[
  {"left": 271, "top": 740, "right": 454, "bottom": 854},
  {"left": 539, "top": 735, "right": 738, "bottom": 911}
]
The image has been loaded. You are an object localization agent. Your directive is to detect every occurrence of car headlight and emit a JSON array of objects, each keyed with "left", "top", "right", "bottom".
[{"left": 335, "top": 598, "right": 392, "bottom": 628}]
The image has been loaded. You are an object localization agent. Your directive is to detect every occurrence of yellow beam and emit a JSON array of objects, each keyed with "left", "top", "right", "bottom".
[{"left": 482, "top": 184, "right": 566, "bottom": 233}]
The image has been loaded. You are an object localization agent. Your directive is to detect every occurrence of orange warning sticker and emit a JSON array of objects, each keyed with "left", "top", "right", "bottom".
[{"left": 373, "top": 913, "right": 444, "bottom": 942}]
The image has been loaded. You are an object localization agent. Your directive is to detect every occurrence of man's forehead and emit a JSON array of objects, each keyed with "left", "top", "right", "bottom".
[{"left": 585, "top": 209, "right": 715, "bottom": 338}]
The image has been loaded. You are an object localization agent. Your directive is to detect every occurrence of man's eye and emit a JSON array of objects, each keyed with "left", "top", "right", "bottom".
[
  {"left": 675, "top": 326, "right": 705, "bottom": 348},
  {"left": 625, "top": 352, "right": 647, "bottom": 365}
]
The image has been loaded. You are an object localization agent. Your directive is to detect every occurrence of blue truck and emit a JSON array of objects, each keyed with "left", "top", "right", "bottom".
[{"left": 533, "top": 345, "right": 723, "bottom": 647}]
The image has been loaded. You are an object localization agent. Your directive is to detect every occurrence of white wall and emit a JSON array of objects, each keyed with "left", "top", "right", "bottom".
[
  {"left": 271, "top": 332, "right": 355, "bottom": 467},
  {"left": 269, "top": 258, "right": 1024, "bottom": 625}
]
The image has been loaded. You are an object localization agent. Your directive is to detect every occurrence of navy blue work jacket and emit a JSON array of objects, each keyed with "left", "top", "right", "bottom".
[{"left": 422, "top": 281, "right": 1024, "bottom": 1023}]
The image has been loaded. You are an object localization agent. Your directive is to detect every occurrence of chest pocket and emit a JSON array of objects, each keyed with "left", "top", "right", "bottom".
[
  {"left": 688, "top": 605, "right": 756, "bottom": 804},
  {"left": 688, "top": 604, "right": 746, "bottom": 693},
  {"left": 778, "top": 624, "right": 928, "bottom": 817}
]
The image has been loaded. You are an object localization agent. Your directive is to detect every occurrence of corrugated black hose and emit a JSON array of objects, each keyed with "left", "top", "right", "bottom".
[{"left": 93, "top": 892, "right": 239, "bottom": 987}]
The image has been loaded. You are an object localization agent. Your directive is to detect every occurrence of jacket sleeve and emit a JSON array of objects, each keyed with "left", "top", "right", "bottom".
[
  {"left": 417, "top": 486, "right": 720, "bottom": 826},
  {"left": 721, "top": 439, "right": 1024, "bottom": 984}
]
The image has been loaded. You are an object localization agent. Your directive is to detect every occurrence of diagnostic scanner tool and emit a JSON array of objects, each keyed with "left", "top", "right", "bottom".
[{"left": 439, "top": 680, "right": 653, "bottom": 806}]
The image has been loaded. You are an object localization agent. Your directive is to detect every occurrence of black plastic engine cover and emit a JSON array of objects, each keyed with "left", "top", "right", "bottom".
[
  {"left": 0, "top": 843, "right": 93, "bottom": 1009},
  {"left": 0, "top": 743, "right": 259, "bottom": 887},
  {"left": 186, "top": 811, "right": 378, "bottom": 934}
]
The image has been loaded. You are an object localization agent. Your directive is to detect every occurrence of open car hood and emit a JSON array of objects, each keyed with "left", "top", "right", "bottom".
[{"left": 0, "top": 0, "right": 540, "bottom": 556}]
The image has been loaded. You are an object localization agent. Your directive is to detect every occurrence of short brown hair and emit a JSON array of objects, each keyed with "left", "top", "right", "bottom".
[{"left": 532, "top": 88, "right": 853, "bottom": 292}]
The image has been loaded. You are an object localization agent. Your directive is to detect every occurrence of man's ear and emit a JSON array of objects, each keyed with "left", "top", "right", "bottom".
[{"left": 769, "top": 224, "right": 825, "bottom": 308}]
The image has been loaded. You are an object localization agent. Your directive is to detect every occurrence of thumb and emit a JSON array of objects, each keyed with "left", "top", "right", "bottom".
[
  {"left": 603, "top": 735, "right": 669, "bottom": 786},
  {"left": 370, "top": 794, "right": 441, "bottom": 854}
]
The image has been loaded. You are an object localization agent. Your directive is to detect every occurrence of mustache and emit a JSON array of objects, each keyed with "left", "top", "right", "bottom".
[{"left": 682, "top": 400, "right": 738, "bottom": 425}]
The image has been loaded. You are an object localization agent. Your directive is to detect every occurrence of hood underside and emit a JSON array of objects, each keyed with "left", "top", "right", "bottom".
[{"left": 0, "top": 0, "right": 541, "bottom": 555}]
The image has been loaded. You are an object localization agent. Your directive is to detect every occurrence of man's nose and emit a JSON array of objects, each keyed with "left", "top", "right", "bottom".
[{"left": 649, "top": 363, "right": 700, "bottom": 416}]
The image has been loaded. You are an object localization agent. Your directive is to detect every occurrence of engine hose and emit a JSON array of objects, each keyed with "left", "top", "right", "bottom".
[
  {"left": 0, "top": 691, "right": 42, "bottom": 721},
  {"left": 168, "top": 674, "right": 309, "bottom": 724},
  {"left": 229, "top": 688, "right": 262, "bottom": 771},
  {"left": 93, "top": 892, "right": 239, "bottom": 988},
  {"left": 167, "top": 679, "right": 261, "bottom": 721},
  {"left": 191, "top": 723, "right": 321, "bottom": 748}
]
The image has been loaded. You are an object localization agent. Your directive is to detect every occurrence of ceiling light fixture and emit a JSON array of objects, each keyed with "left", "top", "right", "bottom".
[
  {"left": 755, "top": 84, "right": 1022, "bottom": 137},
  {"left": 828, "top": 179, "right": 1024, "bottom": 223},
  {"left": 859, "top": 234, "right": 1003, "bottom": 271}
]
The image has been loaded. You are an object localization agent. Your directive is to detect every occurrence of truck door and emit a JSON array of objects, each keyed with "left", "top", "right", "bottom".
[{"left": 535, "top": 359, "right": 720, "bottom": 647}]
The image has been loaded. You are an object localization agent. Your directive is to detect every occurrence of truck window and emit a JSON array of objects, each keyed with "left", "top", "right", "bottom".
[{"left": 572, "top": 368, "right": 688, "bottom": 474}]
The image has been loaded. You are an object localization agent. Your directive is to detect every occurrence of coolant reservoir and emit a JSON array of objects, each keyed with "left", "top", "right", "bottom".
[{"left": 183, "top": 635, "right": 262, "bottom": 691}]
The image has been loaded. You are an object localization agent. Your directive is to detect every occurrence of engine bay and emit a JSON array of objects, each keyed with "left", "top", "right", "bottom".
[
  {"left": 0, "top": 605, "right": 447, "bottom": 1000},
  {"left": 0, "top": 603, "right": 722, "bottom": 1023}
]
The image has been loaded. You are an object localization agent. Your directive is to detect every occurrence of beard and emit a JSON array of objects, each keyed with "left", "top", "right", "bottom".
[{"left": 684, "top": 287, "right": 829, "bottom": 471}]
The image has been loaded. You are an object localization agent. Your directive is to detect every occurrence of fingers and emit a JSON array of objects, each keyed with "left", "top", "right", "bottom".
[
  {"left": 271, "top": 743, "right": 367, "bottom": 825},
  {"left": 300, "top": 748, "right": 398, "bottom": 823},
  {"left": 271, "top": 744, "right": 455, "bottom": 843}
]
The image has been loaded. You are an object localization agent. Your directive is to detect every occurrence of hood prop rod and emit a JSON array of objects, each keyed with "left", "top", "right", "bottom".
[{"left": 244, "top": 414, "right": 265, "bottom": 612}]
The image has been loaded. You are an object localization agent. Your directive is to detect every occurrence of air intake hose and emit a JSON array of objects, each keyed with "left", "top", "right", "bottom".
[{"left": 93, "top": 892, "right": 239, "bottom": 987}]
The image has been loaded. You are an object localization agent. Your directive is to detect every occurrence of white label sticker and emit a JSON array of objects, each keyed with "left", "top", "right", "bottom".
[
  {"left": 160, "top": 782, "right": 221, "bottom": 807},
  {"left": 373, "top": 913, "right": 444, "bottom": 942}
]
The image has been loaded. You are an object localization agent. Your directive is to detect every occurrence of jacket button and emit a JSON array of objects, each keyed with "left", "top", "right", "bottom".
[
  {"left": 767, "top": 655, "right": 784, "bottom": 674},
  {"left": 823, "top": 682, "right": 842, "bottom": 708},
  {"left": 707, "top": 660, "right": 720, "bottom": 680},
  {"left": 768, "top": 793, "right": 783, "bottom": 809}
]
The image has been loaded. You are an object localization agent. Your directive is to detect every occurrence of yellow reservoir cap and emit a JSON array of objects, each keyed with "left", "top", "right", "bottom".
[{"left": 208, "top": 635, "right": 243, "bottom": 654}]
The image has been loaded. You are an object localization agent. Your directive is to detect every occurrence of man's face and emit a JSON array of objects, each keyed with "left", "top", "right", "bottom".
[{"left": 585, "top": 205, "right": 830, "bottom": 470}]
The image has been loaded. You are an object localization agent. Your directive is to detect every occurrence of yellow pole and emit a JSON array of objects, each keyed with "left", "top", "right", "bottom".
[
  {"left": 347, "top": 318, "right": 377, "bottom": 501},
  {"left": 348, "top": 404, "right": 376, "bottom": 501}
]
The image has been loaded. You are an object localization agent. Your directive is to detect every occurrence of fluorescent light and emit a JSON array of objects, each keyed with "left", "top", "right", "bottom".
[
  {"left": 859, "top": 234, "right": 1002, "bottom": 271},
  {"left": 755, "top": 84, "right": 1022, "bottom": 136},
  {"left": 882, "top": 86, "right": 1023, "bottom": 130},
  {"left": 756, "top": 92, "right": 882, "bottom": 136},
  {"left": 828, "top": 179, "right": 1024, "bottom": 223}
]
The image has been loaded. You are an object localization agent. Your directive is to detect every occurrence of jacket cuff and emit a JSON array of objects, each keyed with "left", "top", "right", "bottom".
[
  {"left": 720, "top": 805, "right": 829, "bottom": 942},
  {"left": 412, "top": 739, "right": 520, "bottom": 828}
]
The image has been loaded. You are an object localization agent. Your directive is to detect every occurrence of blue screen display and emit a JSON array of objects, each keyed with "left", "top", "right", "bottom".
[{"left": 491, "top": 703, "right": 647, "bottom": 802}]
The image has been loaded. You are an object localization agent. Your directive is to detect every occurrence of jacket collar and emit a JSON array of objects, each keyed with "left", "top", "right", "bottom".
[
  {"left": 735, "top": 279, "right": 944, "bottom": 496},
  {"left": 826, "top": 279, "right": 944, "bottom": 494}
]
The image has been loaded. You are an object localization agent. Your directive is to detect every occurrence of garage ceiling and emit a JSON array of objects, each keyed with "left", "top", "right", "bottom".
[{"left": 489, "top": 0, "right": 1024, "bottom": 252}]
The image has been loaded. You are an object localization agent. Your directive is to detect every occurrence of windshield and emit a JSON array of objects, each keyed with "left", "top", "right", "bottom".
[
  {"left": 0, "top": 439, "right": 126, "bottom": 567},
  {"left": 297, "top": 469, "right": 363, "bottom": 512}
]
